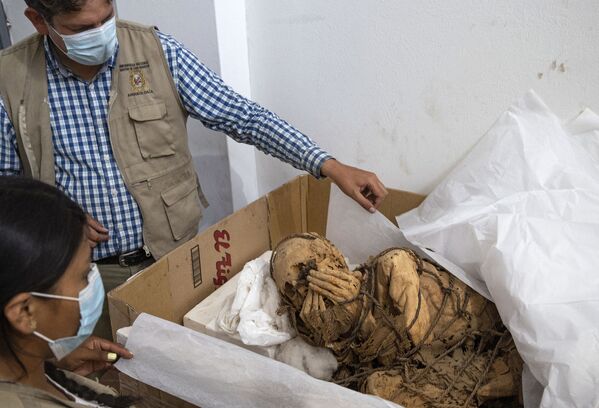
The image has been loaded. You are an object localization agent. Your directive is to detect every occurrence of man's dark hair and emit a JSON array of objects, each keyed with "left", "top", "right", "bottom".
[
  {"left": 24, "top": 0, "right": 111, "bottom": 22},
  {"left": 25, "top": 0, "right": 85, "bottom": 21}
]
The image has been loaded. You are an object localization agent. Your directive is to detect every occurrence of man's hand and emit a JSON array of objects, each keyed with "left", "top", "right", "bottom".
[
  {"left": 320, "top": 159, "right": 388, "bottom": 213},
  {"left": 86, "top": 214, "right": 109, "bottom": 248},
  {"left": 53, "top": 336, "right": 134, "bottom": 376}
]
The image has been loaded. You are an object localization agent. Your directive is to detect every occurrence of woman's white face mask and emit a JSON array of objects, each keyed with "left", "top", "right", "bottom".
[
  {"left": 30, "top": 264, "right": 105, "bottom": 361},
  {"left": 47, "top": 16, "right": 117, "bottom": 66}
]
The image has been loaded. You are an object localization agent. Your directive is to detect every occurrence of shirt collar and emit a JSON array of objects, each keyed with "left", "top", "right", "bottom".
[{"left": 43, "top": 36, "right": 118, "bottom": 79}]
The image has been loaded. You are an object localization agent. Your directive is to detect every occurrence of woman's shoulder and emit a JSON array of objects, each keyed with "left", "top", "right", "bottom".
[
  {"left": 0, "top": 380, "right": 74, "bottom": 407},
  {"left": 0, "top": 370, "right": 119, "bottom": 407},
  {"left": 0, "top": 384, "right": 28, "bottom": 408}
]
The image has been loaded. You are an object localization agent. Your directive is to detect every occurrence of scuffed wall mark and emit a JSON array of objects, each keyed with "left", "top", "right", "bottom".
[
  {"left": 425, "top": 98, "right": 441, "bottom": 123},
  {"left": 550, "top": 60, "right": 567, "bottom": 73},
  {"left": 542, "top": 60, "right": 567, "bottom": 78},
  {"left": 376, "top": 120, "right": 400, "bottom": 145},
  {"left": 355, "top": 139, "right": 367, "bottom": 166},
  {"left": 397, "top": 155, "right": 411, "bottom": 176},
  {"left": 374, "top": 106, "right": 402, "bottom": 146}
]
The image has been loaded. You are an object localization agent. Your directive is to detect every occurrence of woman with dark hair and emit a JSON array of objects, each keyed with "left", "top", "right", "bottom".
[{"left": 0, "top": 176, "right": 136, "bottom": 407}]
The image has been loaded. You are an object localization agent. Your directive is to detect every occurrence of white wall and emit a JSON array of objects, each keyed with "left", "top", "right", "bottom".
[
  {"left": 213, "top": 0, "right": 260, "bottom": 211},
  {"left": 245, "top": 0, "right": 599, "bottom": 195},
  {"left": 3, "top": 0, "right": 34, "bottom": 42}
]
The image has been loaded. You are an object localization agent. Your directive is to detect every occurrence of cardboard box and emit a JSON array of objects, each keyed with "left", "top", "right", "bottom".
[{"left": 108, "top": 175, "right": 425, "bottom": 407}]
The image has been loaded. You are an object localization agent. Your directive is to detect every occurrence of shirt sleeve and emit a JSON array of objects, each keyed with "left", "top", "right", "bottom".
[
  {"left": 157, "top": 32, "right": 332, "bottom": 178},
  {"left": 0, "top": 96, "right": 22, "bottom": 176}
]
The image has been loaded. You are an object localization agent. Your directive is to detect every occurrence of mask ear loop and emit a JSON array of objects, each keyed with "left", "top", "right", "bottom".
[
  {"left": 31, "top": 264, "right": 99, "bottom": 302},
  {"left": 29, "top": 292, "right": 78, "bottom": 343},
  {"left": 45, "top": 22, "right": 70, "bottom": 57},
  {"left": 30, "top": 292, "right": 79, "bottom": 302},
  {"left": 32, "top": 330, "right": 56, "bottom": 344}
]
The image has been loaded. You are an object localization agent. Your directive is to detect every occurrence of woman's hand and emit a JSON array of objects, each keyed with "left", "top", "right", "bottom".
[{"left": 53, "top": 336, "right": 133, "bottom": 376}]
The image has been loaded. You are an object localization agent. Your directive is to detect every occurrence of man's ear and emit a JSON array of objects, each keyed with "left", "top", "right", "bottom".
[
  {"left": 24, "top": 7, "right": 50, "bottom": 36},
  {"left": 4, "top": 293, "right": 37, "bottom": 336}
]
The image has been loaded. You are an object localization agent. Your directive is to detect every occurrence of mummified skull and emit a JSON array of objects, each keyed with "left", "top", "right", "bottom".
[
  {"left": 271, "top": 233, "right": 364, "bottom": 346},
  {"left": 271, "top": 233, "right": 348, "bottom": 309},
  {"left": 271, "top": 233, "right": 523, "bottom": 408}
]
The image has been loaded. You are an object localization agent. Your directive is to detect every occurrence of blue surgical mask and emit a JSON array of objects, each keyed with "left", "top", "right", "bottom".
[
  {"left": 31, "top": 264, "right": 105, "bottom": 361},
  {"left": 48, "top": 16, "right": 117, "bottom": 66}
]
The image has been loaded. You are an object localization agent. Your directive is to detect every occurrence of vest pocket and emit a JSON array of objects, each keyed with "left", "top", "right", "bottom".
[
  {"left": 129, "top": 102, "right": 176, "bottom": 159},
  {"left": 161, "top": 177, "right": 202, "bottom": 241}
]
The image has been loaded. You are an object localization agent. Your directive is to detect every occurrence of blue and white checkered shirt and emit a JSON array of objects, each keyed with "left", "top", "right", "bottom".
[{"left": 0, "top": 31, "right": 332, "bottom": 260}]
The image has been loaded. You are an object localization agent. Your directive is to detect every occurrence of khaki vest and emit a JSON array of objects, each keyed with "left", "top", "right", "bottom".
[{"left": 0, "top": 20, "right": 208, "bottom": 259}]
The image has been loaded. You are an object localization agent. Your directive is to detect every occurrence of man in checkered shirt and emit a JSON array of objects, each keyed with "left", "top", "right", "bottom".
[{"left": 0, "top": 0, "right": 388, "bottom": 340}]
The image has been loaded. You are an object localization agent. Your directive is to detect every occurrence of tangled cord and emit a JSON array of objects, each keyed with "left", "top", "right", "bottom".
[{"left": 331, "top": 249, "right": 508, "bottom": 407}]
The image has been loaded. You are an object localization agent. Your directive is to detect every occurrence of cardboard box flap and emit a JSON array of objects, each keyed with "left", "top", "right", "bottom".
[
  {"left": 380, "top": 189, "right": 426, "bottom": 226},
  {"left": 306, "top": 176, "right": 331, "bottom": 236},
  {"left": 266, "top": 176, "right": 306, "bottom": 248}
]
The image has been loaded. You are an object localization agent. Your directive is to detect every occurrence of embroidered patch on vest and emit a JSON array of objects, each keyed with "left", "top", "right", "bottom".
[{"left": 119, "top": 61, "right": 154, "bottom": 97}]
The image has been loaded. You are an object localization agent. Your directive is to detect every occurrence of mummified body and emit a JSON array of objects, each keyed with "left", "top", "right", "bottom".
[{"left": 271, "top": 233, "right": 522, "bottom": 408}]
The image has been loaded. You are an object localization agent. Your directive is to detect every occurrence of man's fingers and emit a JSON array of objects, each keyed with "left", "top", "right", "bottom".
[
  {"left": 86, "top": 214, "right": 109, "bottom": 243},
  {"left": 363, "top": 179, "right": 388, "bottom": 209},
  {"left": 86, "top": 214, "right": 109, "bottom": 233},
  {"left": 353, "top": 189, "right": 376, "bottom": 213},
  {"left": 322, "top": 159, "right": 387, "bottom": 213},
  {"left": 371, "top": 182, "right": 388, "bottom": 209},
  {"left": 87, "top": 228, "right": 109, "bottom": 243},
  {"left": 379, "top": 179, "right": 389, "bottom": 196}
]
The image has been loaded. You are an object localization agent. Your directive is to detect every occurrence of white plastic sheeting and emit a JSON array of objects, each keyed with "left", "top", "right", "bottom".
[
  {"left": 398, "top": 91, "right": 599, "bottom": 408},
  {"left": 116, "top": 313, "right": 401, "bottom": 408}
]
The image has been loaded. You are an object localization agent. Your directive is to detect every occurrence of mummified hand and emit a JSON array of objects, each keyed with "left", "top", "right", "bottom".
[
  {"left": 307, "top": 269, "right": 362, "bottom": 304},
  {"left": 300, "top": 289, "right": 327, "bottom": 333}
]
